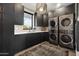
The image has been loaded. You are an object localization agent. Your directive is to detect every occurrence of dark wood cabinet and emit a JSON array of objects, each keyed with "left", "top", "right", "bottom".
[
  {"left": 10, "top": 34, "right": 27, "bottom": 55},
  {"left": 43, "top": 14, "right": 48, "bottom": 27},
  {"left": 14, "top": 4, "right": 24, "bottom": 25},
  {"left": 0, "top": 3, "right": 15, "bottom": 56},
  {"left": 10, "top": 32, "right": 48, "bottom": 55},
  {"left": 0, "top": 4, "right": 3, "bottom": 53},
  {"left": 36, "top": 13, "right": 48, "bottom": 27},
  {"left": 3, "top": 4, "right": 15, "bottom": 55},
  {"left": 37, "top": 14, "right": 43, "bottom": 26},
  {"left": 0, "top": 3, "right": 24, "bottom": 56}
]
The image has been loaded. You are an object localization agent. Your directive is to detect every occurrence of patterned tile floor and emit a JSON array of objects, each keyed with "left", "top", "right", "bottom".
[{"left": 15, "top": 41, "right": 76, "bottom": 56}]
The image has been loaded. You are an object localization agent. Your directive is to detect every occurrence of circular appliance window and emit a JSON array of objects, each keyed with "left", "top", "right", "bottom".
[
  {"left": 50, "top": 34, "right": 56, "bottom": 40},
  {"left": 60, "top": 35, "right": 72, "bottom": 44},
  {"left": 61, "top": 18, "right": 71, "bottom": 26},
  {"left": 50, "top": 20, "right": 55, "bottom": 27}
]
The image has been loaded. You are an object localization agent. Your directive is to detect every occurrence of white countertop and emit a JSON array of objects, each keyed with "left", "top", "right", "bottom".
[
  {"left": 14, "top": 30, "right": 48, "bottom": 35},
  {"left": 14, "top": 25, "right": 48, "bottom": 35}
]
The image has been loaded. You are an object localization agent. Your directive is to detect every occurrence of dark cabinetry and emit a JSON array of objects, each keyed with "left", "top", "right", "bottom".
[
  {"left": 35, "top": 13, "right": 48, "bottom": 27},
  {"left": 10, "top": 34, "right": 27, "bottom": 55},
  {"left": 0, "top": 3, "right": 24, "bottom": 56},
  {"left": 42, "top": 32, "right": 49, "bottom": 41},
  {"left": 43, "top": 14, "right": 48, "bottom": 27},
  {"left": 37, "top": 14, "right": 43, "bottom": 26},
  {"left": 0, "top": 4, "right": 3, "bottom": 53},
  {"left": 0, "top": 3, "right": 15, "bottom": 56},
  {"left": 14, "top": 4, "right": 24, "bottom": 25},
  {"left": 11, "top": 32, "right": 48, "bottom": 55}
]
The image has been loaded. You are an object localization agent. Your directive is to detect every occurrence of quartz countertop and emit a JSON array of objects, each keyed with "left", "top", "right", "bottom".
[
  {"left": 14, "top": 25, "right": 48, "bottom": 35},
  {"left": 14, "top": 30, "right": 48, "bottom": 35}
]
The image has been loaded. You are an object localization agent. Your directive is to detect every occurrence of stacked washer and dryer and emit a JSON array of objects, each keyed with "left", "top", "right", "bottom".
[
  {"left": 49, "top": 14, "right": 75, "bottom": 50},
  {"left": 49, "top": 17, "right": 58, "bottom": 45}
]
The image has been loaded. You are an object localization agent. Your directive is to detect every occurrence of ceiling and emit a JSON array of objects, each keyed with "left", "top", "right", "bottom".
[{"left": 22, "top": 3, "right": 72, "bottom": 12}]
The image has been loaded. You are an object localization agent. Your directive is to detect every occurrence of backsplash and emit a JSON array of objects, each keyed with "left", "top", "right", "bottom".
[
  {"left": 14, "top": 25, "right": 48, "bottom": 35},
  {"left": 35, "top": 27, "right": 48, "bottom": 31},
  {"left": 14, "top": 25, "right": 24, "bottom": 32}
]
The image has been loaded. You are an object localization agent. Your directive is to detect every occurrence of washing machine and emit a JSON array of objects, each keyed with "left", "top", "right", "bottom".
[
  {"left": 49, "top": 17, "right": 58, "bottom": 45},
  {"left": 59, "top": 14, "right": 75, "bottom": 50}
]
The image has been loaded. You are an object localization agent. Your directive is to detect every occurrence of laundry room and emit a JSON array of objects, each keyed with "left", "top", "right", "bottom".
[{"left": 0, "top": 3, "right": 77, "bottom": 56}]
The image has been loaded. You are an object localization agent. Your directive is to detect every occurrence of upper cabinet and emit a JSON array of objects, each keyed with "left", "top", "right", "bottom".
[
  {"left": 35, "top": 13, "right": 48, "bottom": 27},
  {"left": 15, "top": 4, "right": 24, "bottom": 25},
  {"left": 36, "top": 14, "right": 43, "bottom": 26},
  {"left": 43, "top": 14, "right": 48, "bottom": 27}
]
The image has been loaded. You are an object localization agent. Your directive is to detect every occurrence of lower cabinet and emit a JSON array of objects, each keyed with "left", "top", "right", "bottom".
[{"left": 10, "top": 32, "right": 48, "bottom": 55}]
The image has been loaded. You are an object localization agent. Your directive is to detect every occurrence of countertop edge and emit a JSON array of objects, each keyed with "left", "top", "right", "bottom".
[{"left": 14, "top": 31, "right": 48, "bottom": 35}]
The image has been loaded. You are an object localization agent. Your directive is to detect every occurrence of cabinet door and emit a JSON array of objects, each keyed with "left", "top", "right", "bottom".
[
  {"left": 0, "top": 11, "right": 3, "bottom": 52},
  {"left": 2, "top": 3, "right": 15, "bottom": 55},
  {"left": 37, "top": 14, "right": 43, "bottom": 26},
  {"left": 15, "top": 4, "right": 24, "bottom": 25},
  {"left": 10, "top": 35, "right": 27, "bottom": 55},
  {"left": 43, "top": 14, "right": 48, "bottom": 27},
  {"left": 0, "top": 14, "right": 2, "bottom": 52},
  {"left": 28, "top": 33, "right": 43, "bottom": 46},
  {"left": 43, "top": 32, "right": 49, "bottom": 41}
]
